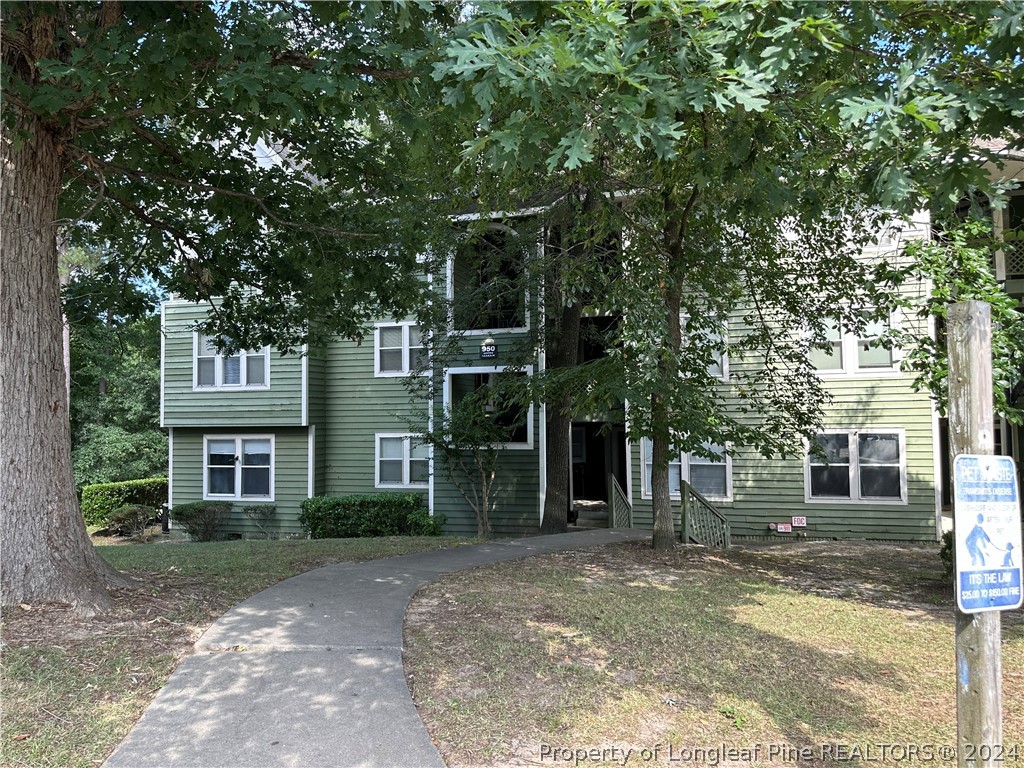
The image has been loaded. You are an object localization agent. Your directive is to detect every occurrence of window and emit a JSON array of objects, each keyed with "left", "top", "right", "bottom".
[
  {"left": 857, "top": 315, "right": 893, "bottom": 369},
  {"left": 451, "top": 227, "right": 527, "bottom": 332},
  {"left": 680, "top": 314, "right": 728, "bottom": 381},
  {"left": 806, "top": 429, "right": 905, "bottom": 503},
  {"left": 195, "top": 334, "right": 269, "bottom": 389},
  {"left": 444, "top": 367, "right": 534, "bottom": 449},
  {"left": 375, "top": 434, "right": 429, "bottom": 487},
  {"left": 809, "top": 314, "right": 896, "bottom": 375},
  {"left": 641, "top": 439, "right": 732, "bottom": 501},
  {"left": 808, "top": 318, "right": 843, "bottom": 371},
  {"left": 375, "top": 322, "right": 426, "bottom": 376},
  {"left": 204, "top": 436, "right": 273, "bottom": 500}
]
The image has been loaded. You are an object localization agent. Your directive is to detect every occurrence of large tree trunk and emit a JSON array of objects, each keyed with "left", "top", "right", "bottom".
[
  {"left": 1, "top": 112, "right": 126, "bottom": 613},
  {"left": 651, "top": 287, "right": 684, "bottom": 551},
  {"left": 540, "top": 301, "right": 581, "bottom": 534},
  {"left": 540, "top": 191, "right": 593, "bottom": 535}
]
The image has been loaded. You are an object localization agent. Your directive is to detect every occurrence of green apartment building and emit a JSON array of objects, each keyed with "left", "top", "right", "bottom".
[{"left": 163, "top": 202, "right": 1009, "bottom": 544}]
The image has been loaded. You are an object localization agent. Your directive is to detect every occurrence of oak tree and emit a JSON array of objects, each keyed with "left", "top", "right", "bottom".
[
  {"left": 434, "top": 0, "right": 1024, "bottom": 548},
  {"left": 1, "top": 1, "right": 449, "bottom": 610}
]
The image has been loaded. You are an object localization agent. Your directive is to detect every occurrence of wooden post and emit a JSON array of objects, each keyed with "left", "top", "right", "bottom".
[{"left": 947, "top": 300, "right": 1002, "bottom": 767}]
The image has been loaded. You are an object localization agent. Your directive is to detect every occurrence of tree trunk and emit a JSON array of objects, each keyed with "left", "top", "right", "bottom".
[
  {"left": 650, "top": 396, "right": 677, "bottom": 552},
  {"left": 650, "top": 174, "right": 691, "bottom": 551},
  {"left": 1, "top": 112, "right": 127, "bottom": 613},
  {"left": 541, "top": 300, "right": 582, "bottom": 534},
  {"left": 651, "top": 289, "right": 684, "bottom": 551},
  {"left": 540, "top": 191, "right": 593, "bottom": 534}
]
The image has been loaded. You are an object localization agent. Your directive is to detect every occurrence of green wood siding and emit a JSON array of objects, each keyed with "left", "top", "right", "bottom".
[
  {"left": 629, "top": 373, "right": 938, "bottom": 541},
  {"left": 307, "top": 350, "right": 327, "bottom": 495},
  {"left": 432, "top": 428, "right": 542, "bottom": 536},
  {"left": 162, "top": 302, "right": 303, "bottom": 428},
  {"left": 169, "top": 427, "right": 311, "bottom": 538},
  {"left": 432, "top": 358, "right": 542, "bottom": 536},
  {"left": 322, "top": 336, "right": 428, "bottom": 507}
]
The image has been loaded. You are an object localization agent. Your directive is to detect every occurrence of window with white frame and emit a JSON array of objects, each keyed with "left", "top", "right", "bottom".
[
  {"left": 375, "top": 323, "right": 426, "bottom": 376},
  {"left": 195, "top": 334, "right": 269, "bottom": 389},
  {"left": 806, "top": 429, "right": 905, "bottom": 503},
  {"left": 809, "top": 314, "right": 896, "bottom": 374},
  {"left": 808, "top": 318, "right": 844, "bottom": 371},
  {"left": 641, "top": 439, "right": 732, "bottom": 501},
  {"left": 375, "top": 434, "right": 429, "bottom": 487},
  {"left": 204, "top": 436, "right": 273, "bottom": 500},
  {"left": 680, "top": 314, "right": 728, "bottom": 380}
]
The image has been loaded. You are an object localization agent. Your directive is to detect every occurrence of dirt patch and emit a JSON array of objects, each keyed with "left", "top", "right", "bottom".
[{"left": 3, "top": 571, "right": 232, "bottom": 655}]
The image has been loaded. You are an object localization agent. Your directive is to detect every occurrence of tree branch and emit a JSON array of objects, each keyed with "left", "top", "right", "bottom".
[
  {"left": 69, "top": 146, "right": 376, "bottom": 239},
  {"left": 128, "top": 121, "right": 184, "bottom": 164}
]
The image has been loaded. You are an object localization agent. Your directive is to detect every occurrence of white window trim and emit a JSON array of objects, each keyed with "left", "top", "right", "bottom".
[
  {"left": 812, "top": 311, "right": 902, "bottom": 378},
  {"left": 680, "top": 313, "right": 729, "bottom": 382},
  {"left": 374, "top": 433, "right": 430, "bottom": 489},
  {"left": 192, "top": 332, "right": 271, "bottom": 391},
  {"left": 443, "top": 365, "right": 535, "bottom": 450},
  {"left": 803, "top": 427, "right": 907, "bottom": 505},
  {"left": 203, "top": 434, "right": 276, "bottom": 502},
  {"left": 373, "top": 321, "right": 428, "bottom": 377},
  {"left": 638, "top": 438, "right": 733, "bottom": 503},
  {"left": 445, "top": 225, "right": 531, "bottom": 337}
]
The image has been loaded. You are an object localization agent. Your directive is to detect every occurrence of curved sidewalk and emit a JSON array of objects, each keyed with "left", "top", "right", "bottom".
[{"left": 103, "top": 528, "right": 649, "bottom": 768}]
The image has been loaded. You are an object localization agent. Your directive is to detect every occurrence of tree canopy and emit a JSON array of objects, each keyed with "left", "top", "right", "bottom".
[
  {"left": 1, "top": 0, "right": 453, "bottom": 610},
  {"left": 2, "top": 0, "right": 1022, "bottom": 602},
  {"left": 431, "top": 0, "right": 1024, "bottom": 545}
]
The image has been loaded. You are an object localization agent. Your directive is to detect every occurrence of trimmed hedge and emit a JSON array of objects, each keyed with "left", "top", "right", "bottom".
[
  {"left": 170, "top": 501, "right": 232, "bottom": 542},
  {"left": 81, "top": 477, "right": 168, "bottom": 527},
  {"left": 298, "top": 493, "right": 444, "bottom": 539},
  {"left": 108, "top": 505, "right": 158, "bottom": 539}
]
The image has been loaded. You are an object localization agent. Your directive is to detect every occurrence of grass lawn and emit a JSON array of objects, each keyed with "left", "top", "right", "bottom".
[
  {"left": 1, "top": 534, "right": 473, "bottom": 768},
  {"left": 405, "top": 540, "right": 1024, "bottom": 767}
]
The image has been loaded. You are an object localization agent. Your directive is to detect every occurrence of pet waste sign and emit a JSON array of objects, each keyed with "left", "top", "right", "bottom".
[{"left": 953, "top": 454, "right": 1023, "bottom": 613}]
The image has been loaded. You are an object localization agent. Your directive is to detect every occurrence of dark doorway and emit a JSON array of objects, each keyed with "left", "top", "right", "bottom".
[{"left": 570, "top": 422, "right": 627, "bottom": 528}]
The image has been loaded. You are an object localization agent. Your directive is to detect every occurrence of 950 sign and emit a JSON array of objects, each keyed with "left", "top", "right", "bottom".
[{"left": 480, "top": 338, "right": 497, "bottom": 359}]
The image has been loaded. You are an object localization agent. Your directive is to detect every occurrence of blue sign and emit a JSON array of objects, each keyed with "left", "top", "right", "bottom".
[{"left": 953, "top": 455, "right": 1023, "bottom": 613}]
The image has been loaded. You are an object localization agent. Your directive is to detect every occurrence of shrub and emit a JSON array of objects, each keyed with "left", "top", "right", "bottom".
[
  {"left": 108, "top": 505, "right": 157, "bottom": 540},
  {"left": 243, "top": 504, "right": 277, "bottom": 539},
  {"left": 298, "top": 493, "right": 441, "bottom": 539},
  {"left": 940, "top": 530, "right": 955, "bottom": 579},
  {"left": 81, "top": 477, "right": 167, "bottom": 527},
  {"left": 170, "top": 501, "right": 232, "bottom": 542},
  {"left": 407, "top": 506, "right": 446, "bottom": 536}
]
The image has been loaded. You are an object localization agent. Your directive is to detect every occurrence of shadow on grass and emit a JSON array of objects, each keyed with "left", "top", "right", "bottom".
[{"left": 405, "top": 542, "right": 1019, "bottom": 765}]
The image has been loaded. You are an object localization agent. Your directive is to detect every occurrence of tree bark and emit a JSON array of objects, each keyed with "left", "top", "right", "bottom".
[
  {"left": 540, "top": 192, "right": 592, "bottom": 535},
  {"left": 650, "top": 391, "right": 678, "bottom": 552},
  {"left": 650, "top": 169, "right": 694, "bottom": 551},
  {"left": 540, "top": 301, "right": 581, "bottom": 534},
  {"left": 650, "top": 288, "right": 683, "bottom": 551},
  {"left": 1, "top": 111, "right": 127, "bottom": 613}
]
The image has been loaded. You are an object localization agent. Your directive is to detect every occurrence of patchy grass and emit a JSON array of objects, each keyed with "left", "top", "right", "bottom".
[
  {"left": 1, "top": 535, "right": 473, "bottom": 768},
  {"left": 405, "top": 540, "right": 1024, "bottom": 767}
]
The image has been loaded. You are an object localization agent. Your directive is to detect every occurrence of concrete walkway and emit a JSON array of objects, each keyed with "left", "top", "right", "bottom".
[{"left": 103, "top": 528, "right": 649, "bottom": 768}]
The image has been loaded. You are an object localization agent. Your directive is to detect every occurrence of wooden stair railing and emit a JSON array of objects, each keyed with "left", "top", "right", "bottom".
[
  {"left": 681, "top": 480, "right": 731, "bottom": 548},
  {"left": 608, "top": 475, "right": 632, "bottom": 528}
]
